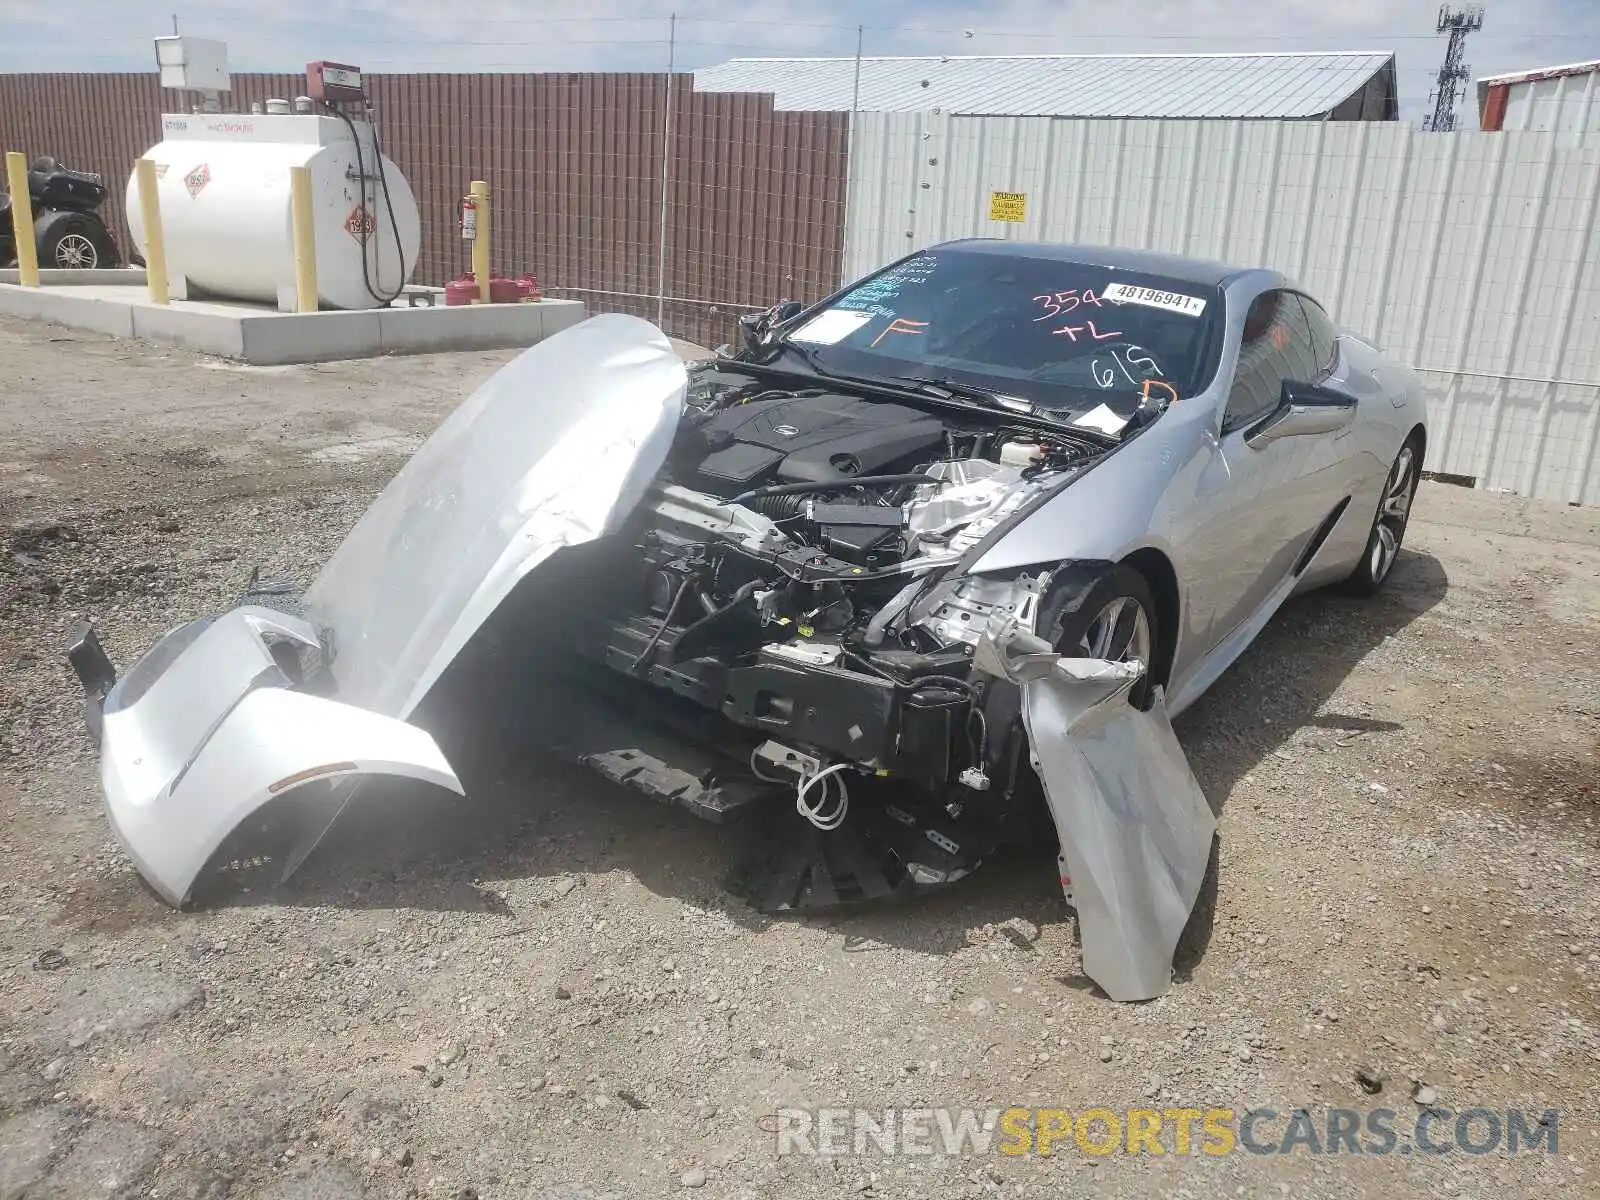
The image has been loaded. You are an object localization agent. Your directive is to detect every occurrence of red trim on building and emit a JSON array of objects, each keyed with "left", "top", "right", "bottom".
[{"left": 1481, "top": 83, "right": 1510, "bottom": 132}]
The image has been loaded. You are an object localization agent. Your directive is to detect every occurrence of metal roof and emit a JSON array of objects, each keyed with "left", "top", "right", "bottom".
[
  {"left": 1478, "top": 58, "right": 1600, "bottom": 86},
  {"left": 694, "top": 52, "right": 1396, "bottom": 119}
]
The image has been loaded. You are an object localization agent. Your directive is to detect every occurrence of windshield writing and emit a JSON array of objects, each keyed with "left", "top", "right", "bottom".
[{"left": 786, "top": 249, "right": 1220, "bottom": 414}]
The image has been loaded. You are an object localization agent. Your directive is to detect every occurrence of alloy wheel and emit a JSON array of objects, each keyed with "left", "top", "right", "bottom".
[
  {"left": 1077, "top": 595, "right": 1152, "bottom": 666},
  {"left": 54, "top": 233, "right": 98, "bottom": 268},
  {"left": 1369, "top": 445, "right": 1416, "bottom": 583}
]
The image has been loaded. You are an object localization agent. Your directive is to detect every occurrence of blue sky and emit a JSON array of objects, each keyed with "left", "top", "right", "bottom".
[{"left": 4, "top": 0, "right": 1598, "bottom": 124}]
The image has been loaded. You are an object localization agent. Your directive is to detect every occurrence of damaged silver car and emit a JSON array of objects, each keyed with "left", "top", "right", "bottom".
[{"left": 70, "top": 241, "right": 1427, "bottom": 1001}]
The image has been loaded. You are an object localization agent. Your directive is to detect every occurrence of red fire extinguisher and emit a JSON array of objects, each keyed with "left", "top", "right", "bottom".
[{"left": 459, "top": 194, "right": 478, "bottom": 241}]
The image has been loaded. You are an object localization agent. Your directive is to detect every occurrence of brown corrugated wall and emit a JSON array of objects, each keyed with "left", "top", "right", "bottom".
[{"left": 0, "top": 72, "right": 848, "bottom": 347}]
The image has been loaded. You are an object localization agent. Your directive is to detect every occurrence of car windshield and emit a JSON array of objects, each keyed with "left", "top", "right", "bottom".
[{"left": 776, "top": 248, "right": 1223, "bottom": 422}]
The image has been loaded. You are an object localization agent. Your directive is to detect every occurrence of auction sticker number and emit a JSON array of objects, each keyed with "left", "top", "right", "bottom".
[
  {"left": 791, "top": 309, "right": 873, "bottom": 345},
  {"left": 1103, "top": 283, "right": 1207, "bottom": 317}
]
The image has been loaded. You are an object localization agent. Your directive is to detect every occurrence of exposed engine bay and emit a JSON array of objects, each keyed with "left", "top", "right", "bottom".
[{"left": 512, "top": 364, "right": 1120, "bottom": 898}]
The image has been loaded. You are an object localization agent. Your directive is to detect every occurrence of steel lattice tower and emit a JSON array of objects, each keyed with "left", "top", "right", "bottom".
[{"left": 1423, "top": 5, "right": 1486, "bottom": 131}]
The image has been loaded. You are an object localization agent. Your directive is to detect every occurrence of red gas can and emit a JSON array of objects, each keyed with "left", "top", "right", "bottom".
[{"left": 445, "top": 274, "right": 534, "bottom": 304}]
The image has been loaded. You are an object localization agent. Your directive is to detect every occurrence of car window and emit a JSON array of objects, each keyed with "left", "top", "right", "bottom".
[
  {"left": 1296, "top": 293, "right": 1338, "bottom": 374},
  {"left": 1224, "top": 289, "right": 1320, "bottom": 429},
  {"left": 773, "top": 248, "right": 1224, "bottom": 417}
]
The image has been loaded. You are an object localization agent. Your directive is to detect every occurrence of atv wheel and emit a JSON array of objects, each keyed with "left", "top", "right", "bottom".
[{"left": 39, "top": 213, "right": 118, "bottom": 269}]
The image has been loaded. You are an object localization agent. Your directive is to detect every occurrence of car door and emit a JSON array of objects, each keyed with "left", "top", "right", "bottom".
[{"left": 1183, "top": 288, "right": 1346, "bottom": 659}]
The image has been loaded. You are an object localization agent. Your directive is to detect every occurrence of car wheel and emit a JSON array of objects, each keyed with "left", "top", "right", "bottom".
[
  {"left": 1036, "top": 562, "right": 1160, "bottom": 709},
  {"left": 39, "top": 214, "right": 118, "bottom": 269},
  {"left": 1343, "top": 438, "right": 1419, "bottom": 596}
]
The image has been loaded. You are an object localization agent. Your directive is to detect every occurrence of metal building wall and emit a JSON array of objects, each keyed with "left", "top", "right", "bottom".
[
  {"left": 1484, "top": 70, "right": 1600, "bottom": 134},
  {"left": 0, "top": 72, "right": 848, "bottom": 349},
  {"left": 846, "top": 114, "right": 1600, "bottom": 505}
]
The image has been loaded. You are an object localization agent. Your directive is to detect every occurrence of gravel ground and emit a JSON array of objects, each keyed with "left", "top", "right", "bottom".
[{"left": 2, "top": 312, "right": 1599, "bottom": 1199}]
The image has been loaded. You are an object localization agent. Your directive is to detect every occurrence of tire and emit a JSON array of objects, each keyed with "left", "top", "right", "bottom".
[
  {"left": 1035, "top": 562, "right": 1161, "bottom": 710},
  {"left": 37, "top": 212, "right": 118, "bottom": 269},
  {"left": 1342, "top": 437, "right": 1420, "bottom": 597}
]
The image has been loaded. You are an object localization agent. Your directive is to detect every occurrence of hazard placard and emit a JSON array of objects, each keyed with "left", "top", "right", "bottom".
[
  {"left": 183, "top": 163, "right": 211, "bottom": 199},
  {"left": 988, "top": 190, "right": 1027, "bottom": 222},
  {"left": 344, "top": 205, "right": 376, "bottom": 244}
]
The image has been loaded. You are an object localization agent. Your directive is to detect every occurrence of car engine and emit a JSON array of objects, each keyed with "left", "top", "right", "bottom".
[
  {"left": 504, "top": 363, "right": 1121, "bottom": 905},
  {"left": 668, "top": 372, "right": 1105, "bottom": 566},
  {"left": 534, "top": 365, "right": 1103, "bottom": 767}
]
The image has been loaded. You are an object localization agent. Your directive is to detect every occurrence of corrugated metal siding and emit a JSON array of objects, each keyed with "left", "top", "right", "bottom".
[
  {"left": 0, "top": 72, "right": 849, "bottom": 348},
  {"left": 846, "top": 114, "right": 1600, "bottom": 504},
  {"left": 695, "top": 53, "right": 1397, "bottom": 119},
  {"left": 1500, "top": 71, "right": 1600, "bottom": 133}
]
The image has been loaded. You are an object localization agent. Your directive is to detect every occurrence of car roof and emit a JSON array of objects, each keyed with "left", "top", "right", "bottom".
[{"left": 928, "top": 238, "right": 1257, "bottom": 288}]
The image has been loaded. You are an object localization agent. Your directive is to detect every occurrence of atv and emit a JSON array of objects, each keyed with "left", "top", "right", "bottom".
[{"left": 1, "top": 156, "right": 121, "bottom": 270}]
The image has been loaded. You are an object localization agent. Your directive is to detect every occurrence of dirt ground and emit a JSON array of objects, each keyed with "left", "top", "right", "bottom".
[{"left": 2, "top": 311, "right": 1598, "bottom": 1199}]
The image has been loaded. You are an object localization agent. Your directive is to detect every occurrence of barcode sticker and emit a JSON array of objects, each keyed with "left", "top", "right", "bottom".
[{"left": 1103, "top": 284, "right": 1207, "bottom": 317}]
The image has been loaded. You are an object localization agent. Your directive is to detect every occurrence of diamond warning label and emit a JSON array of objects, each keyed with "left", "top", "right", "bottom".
[
  {"left": 344, "top": 205, "right": 376, "bottom": 243},
  {"left": 183, "top": 163, "right": 211, "bottom": 198}
]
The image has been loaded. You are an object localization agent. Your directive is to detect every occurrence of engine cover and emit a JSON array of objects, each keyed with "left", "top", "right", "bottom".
[{"left": 694, "top": 392, "right": 946, "bottom": 489}]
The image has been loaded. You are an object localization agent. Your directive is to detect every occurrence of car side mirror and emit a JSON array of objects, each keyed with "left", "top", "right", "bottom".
[
  {"left": 737, "top": 298, "right": 804, "bottom": 354},
  {"left": 1245, "top": 381, "right": 1357, "bottom": 449}
]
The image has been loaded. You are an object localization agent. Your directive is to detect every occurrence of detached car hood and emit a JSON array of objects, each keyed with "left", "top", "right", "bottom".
[
  {"left": 308, "top": 314, "right": 688, "bottom": 718},
  {"left": 80, "top": 313, "right": 687, "bottom": 905}
]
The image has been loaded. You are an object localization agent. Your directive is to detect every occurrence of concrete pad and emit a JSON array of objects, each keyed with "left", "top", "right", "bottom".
[
  {"left": 540, "top": 299, "right": 586, "bottom": 338},
  {"left": 0, "top": 283, "right": 134, "bottom": 337},
  {"left": 377, "top": 301, "right": 543, "bottom": 354},
  {"left": 0, "top": 267, "right": 147, "bottom": 286},
  {"left": 241, "top": 309, "right": 383, "bottom": 366},
  {"left": 0, "top": 284, "right": 589, "bottom": 365},
  {"left": 130, "top": 302, "right": 245, "bottom": 358}
]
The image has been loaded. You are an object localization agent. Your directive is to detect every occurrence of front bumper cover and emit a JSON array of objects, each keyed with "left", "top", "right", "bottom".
[
  {"left": 77, "top": 606, "right": 464, "bottom": 907},
  {"left": 69, "top": 313, "right": 688, "bottom": 907}
]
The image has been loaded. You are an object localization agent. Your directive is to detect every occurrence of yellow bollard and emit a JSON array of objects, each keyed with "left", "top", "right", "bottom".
[
  {"left": 133, "top": 158, "right": 170, "bottom": 306},
  {"left": 470, "top": 179, "right": 490, "bottom": 304},
  {"left": 289, "top": 165, "right": 318, "bottom": 313},
  {"left": 5, "top": 152, "right": 40, "bottom": 286}
]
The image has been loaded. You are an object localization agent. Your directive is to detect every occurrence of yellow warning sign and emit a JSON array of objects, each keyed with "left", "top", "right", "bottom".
[{"left": 989, "top": 190, "right": 1027, "bottom": 222}]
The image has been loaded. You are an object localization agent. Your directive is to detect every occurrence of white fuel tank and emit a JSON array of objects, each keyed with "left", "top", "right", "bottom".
[{"left": 127, "top": 112, "right": 421, "bottom": 311}]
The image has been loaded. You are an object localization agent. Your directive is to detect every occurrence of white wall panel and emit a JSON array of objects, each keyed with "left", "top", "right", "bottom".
[
  {"left": 844, "top": 115, "right": 1600, "bottom": 504},
  {"left": 1502, "top": 72, "right": 1600, "bottom": 134}
]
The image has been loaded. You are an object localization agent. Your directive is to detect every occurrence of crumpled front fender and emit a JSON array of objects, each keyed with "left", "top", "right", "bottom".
[
  {"left": 98, "top": 607, "right": 463, "bottom": 907},
  {"left": 975, "top": 614, "right": 1217, "bottom": 1002}
]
